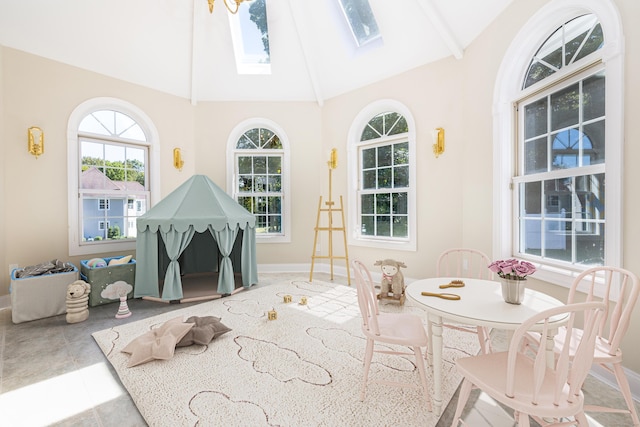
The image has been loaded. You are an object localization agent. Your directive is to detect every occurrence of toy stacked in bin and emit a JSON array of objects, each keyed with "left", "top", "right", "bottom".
[
  {"left": 10, "top": 260, "right": 79, "bottom": 323},
  {"left": 80, "top": 255, "right": 136, "bottom": 307}
]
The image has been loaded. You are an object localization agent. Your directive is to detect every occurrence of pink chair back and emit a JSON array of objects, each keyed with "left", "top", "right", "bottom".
[
  {"left": 352, "top": 260, "right": 381, "bottom": 336},
  {"left": 506, "top": 301, "right": 606, "bottom": 407},
  {"left": 568, "top": 266, "right": 640, "bottom": 355},
  {"left": 437, "top": 248, "right": 493, "bottom": 279}
]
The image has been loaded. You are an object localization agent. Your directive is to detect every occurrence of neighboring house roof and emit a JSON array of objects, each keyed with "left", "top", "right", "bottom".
[
  {"left": 81, "top": 166, "right": 145, "bottom": 193},
  {"left": 115, "top": 180, "right": 145, "bottom": 192}
]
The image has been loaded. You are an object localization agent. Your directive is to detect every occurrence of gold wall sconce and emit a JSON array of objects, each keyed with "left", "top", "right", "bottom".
[
  {"left": 432, "top": 127, "right": 445, "bottom": 158},
  {"left": 173, "top": 148, "right": 184, "bottom": 171},
  {"left": 28, "top": 126, "right": 44, "bottom": 159},
  {"left": 328, "top": 148, "right": 338, "bottom": 169}
]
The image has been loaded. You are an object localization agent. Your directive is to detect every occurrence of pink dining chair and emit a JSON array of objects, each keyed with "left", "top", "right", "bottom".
[
  {"left": 434, "top": 248, "right": 494, "bottom": 354},
  {"left": 352, "top": 260, "right": 431, "bottom": 408},
  {"left": 451, "top": 301, "right": 606, "bottom": 427},
  {"left": 524, "top": 266, "right": 640, "bottom": 426}
]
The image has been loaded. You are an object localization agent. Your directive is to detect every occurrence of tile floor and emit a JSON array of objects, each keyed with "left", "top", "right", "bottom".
[{"left": 0, "top": 272, "right": 638, "bottom": 426}]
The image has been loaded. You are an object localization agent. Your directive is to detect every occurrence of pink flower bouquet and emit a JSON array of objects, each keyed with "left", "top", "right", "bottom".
[{"left": 488, "top": 259, "right": 536, "bottom": 280}]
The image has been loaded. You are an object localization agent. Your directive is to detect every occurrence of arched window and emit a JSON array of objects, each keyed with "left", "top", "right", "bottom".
[
  {"left": 348, "top": 100, "right": 416, "bottom": 251},
  {"left": 227, "top": 119, "right": 290, "bottom": 243},
  {"left": 494, "top": 0, "right": 623, "bottom": 288},
  {"left": 67, "top": 98, "right": 160, "bottom": 256}
]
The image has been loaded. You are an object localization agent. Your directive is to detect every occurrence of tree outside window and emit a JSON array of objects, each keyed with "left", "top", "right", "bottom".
[
  {"left": 78, "top": 110, "right": 149, "bottom": 244},
  {"left": 358, "top": 112, "right": 409, "bottom": 240},
  {"left": 234, "top": 127, "right": 284, "bottom": 235}
]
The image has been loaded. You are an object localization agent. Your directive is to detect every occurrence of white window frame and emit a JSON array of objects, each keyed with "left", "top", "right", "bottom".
[
  {"left": 227, "top": 0, "right": 271, "bottom": 75},
  {"left": 67, "top": 97, "right": 161, "bottom": 256},
  {"left": 336, "top": 0, "right": 382, "bottom": 49},
  {"left": 493, "top": 0, "right": 624, "bottom": 289},
  {"left": 226, "top": 118, "right": 291, "bottom": 243},
  {"left": 98, "top": 199, "right": 110, "bottom": 211},
  {"left": 348, "top": 100, "right": 417, "bottom": 251}
]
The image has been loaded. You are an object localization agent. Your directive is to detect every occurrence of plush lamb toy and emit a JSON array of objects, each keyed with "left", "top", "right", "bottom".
[
  {"left": 66, "top": 280, "right": 91, "bottom": 324},
  {"left": 374, "top": 259, "right": 407, "bottom": 302}
]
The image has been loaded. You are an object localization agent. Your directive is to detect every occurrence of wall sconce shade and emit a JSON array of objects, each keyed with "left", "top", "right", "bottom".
[
  {"left": 173, "top": 148, "right": 184, "bottom": 171},
  {"left": 328, "top": 148, "right": 338, "bottom": 169},
  {"left": 432, "top": 127, "right": 445, "bottom": 158},
  {"left": 28, "top": 126, "right": 44, "bottom": 159}
]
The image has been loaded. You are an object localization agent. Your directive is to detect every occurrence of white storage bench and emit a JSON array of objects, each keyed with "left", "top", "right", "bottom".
[{"left": 10, "top": 264, "right": 79, "bottom": 324}]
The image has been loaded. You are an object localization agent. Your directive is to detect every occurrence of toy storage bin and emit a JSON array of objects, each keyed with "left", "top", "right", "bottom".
[
  {"left": 10, "top": 264, "right": 79, "bottom": 324},
  {"left": 80, "top": 256, "right": 136, "bottom": 307}
]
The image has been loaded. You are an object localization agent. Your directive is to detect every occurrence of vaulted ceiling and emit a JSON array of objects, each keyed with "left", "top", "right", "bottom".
[{"left": 0, "top": 0, "right": 514, "bottom": 105}]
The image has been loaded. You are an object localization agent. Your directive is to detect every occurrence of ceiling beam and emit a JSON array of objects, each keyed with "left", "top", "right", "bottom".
[
  {"left": 285, "top": 0, "right": 324, "bottom": 106},
  {"left": 416, "top": 0, "right": 464, "bottom": 60},
  {"left": 190, "top": 0, "right": 199, "bottom": 106}
]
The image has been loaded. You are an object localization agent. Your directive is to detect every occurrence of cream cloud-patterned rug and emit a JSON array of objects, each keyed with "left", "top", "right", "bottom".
[{"left": 92, "top": 279, "right": 479, "bottom": 427}]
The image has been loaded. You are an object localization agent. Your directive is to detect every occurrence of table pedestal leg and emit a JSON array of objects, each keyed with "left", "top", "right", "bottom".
[
  {"left": 429, "top": 314, "right": 443, "bottom": 416},
  {"left": 545, "top": 332, "right": 556, "bottom": 366}
]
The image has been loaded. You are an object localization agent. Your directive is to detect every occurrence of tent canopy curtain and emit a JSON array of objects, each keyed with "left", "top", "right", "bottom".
[{"left": 134, "top": 175, "right": 258, "bottom": 301}]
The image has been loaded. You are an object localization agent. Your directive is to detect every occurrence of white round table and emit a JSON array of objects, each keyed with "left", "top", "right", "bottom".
[{"left": 406, "top": 277, "right": 566, "bottom": 416}]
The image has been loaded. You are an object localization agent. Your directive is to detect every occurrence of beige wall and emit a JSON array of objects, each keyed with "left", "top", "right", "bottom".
[
  {"left": 0, "top": 47, "right": 195, "bottom": 293},
  {"left": 322, "top": 57, "right": 467, "bottom": 278},
  {"left": 2, "top": 0, "right": 640, "bottom": 374},
  {"left": 193, "top": 101, "right": 323, "bottom": 264},
  {"left": 0, "top": 47, "right": 6, "bottom": 295},
  {"left": 458, "top": 0, "right": 640, "bottom": 374}
]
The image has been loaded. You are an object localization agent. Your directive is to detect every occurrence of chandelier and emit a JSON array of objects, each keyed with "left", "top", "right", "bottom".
[{"left": 207, "top": 0, "right": 245, "bottom": 14}]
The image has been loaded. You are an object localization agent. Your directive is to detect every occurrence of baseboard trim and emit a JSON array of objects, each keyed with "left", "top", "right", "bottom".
[
  {"left": 590, "top": 363, "right": 640, "bottom": 404},
  {"left": 259, "top": 262, "right": 348, "bottom": 274},
  {"left": 0, "top": 294, "right": 10, "bottom": 310}
]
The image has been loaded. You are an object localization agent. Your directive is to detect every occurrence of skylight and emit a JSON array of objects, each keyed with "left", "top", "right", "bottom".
[
  {"left": 228, "top": 0, "right": 271, "bottom": 75},
  {"left": 337, "top": 0, "right": 380, "bottom": 48}
]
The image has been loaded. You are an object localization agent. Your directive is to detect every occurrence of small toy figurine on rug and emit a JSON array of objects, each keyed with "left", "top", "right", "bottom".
[
  {"left": 66, "top": 280, "right": 91, "bottom": 323},
  {"left": 374, "top": 259, "right": 407, "bottom": 304}
]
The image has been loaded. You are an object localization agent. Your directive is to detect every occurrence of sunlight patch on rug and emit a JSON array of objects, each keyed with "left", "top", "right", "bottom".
[{"left": 92, "top": 279, "right": 479, "bottom": 427}]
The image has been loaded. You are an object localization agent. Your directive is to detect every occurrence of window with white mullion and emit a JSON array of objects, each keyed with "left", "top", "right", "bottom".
[
  {"left": 495, "top": 3, "right": 622, "bottom": 291},
  {"left": 236, "top": 152, "right": 283, "bottom": 235},
  {"left": 356, "top": 111, "right": 410, "bottom": 241},
  {"left": 348, "top": 101, "right": 416, "bottom": 251},
  {"left": 228, "top": 121, "right": 290, "bottom": 242},
  {"left": 516, "top": 62, "right": 605, "bottom": 268}
]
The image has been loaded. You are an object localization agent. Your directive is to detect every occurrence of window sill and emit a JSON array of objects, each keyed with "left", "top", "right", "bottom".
[
  {"left": 256, "top": 235, "right": 290, "bottom": 244},
  {"left": 528, "top": 262, "right": 612, "bottom": 300},
  {"left": 349, "top": 237, "right": 416, "bottom": 252},
  {"left": 69, "top": 240, "right": 136, "bottom": 257}
]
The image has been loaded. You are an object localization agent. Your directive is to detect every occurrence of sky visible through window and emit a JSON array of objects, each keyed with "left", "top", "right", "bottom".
[{"left": 230, "top": 0, "right": 270, "bottom": 73}]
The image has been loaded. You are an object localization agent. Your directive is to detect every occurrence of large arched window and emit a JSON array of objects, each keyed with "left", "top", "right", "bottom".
[
  {"left": 494, "top": 0, "right": 623, "bottom": 288},
  {"left": 348, "top": 100, "right": 416, "bottom": 251},
  {"left": 227, "top": 119, "right": 291, "bottom": 243},
  {"left": 67, "top": 98, "right": 160, "bottom": 256}
]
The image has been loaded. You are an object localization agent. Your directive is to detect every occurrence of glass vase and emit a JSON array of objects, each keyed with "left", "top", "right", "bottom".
[{"left": 500, "top": 278, "right": 526, "bottom": 304}]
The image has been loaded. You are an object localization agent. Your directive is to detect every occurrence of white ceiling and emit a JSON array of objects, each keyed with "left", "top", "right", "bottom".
[{"left": 0, "top": 0, "right": 514, "bottom": 105}]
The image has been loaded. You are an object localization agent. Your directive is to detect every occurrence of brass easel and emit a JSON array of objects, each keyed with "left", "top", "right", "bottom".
[{"left": 309, "top": 148, "right": 351, "bottom": 284}]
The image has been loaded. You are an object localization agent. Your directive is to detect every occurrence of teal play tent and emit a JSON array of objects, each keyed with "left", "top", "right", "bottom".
[{"left": 134, "top": 175, "right": 258, "bottom": 300}]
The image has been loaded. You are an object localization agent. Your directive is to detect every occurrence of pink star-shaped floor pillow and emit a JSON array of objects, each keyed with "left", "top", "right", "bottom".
[{"left": 121, "top": 317, "right": 194, "bottom": 367}]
